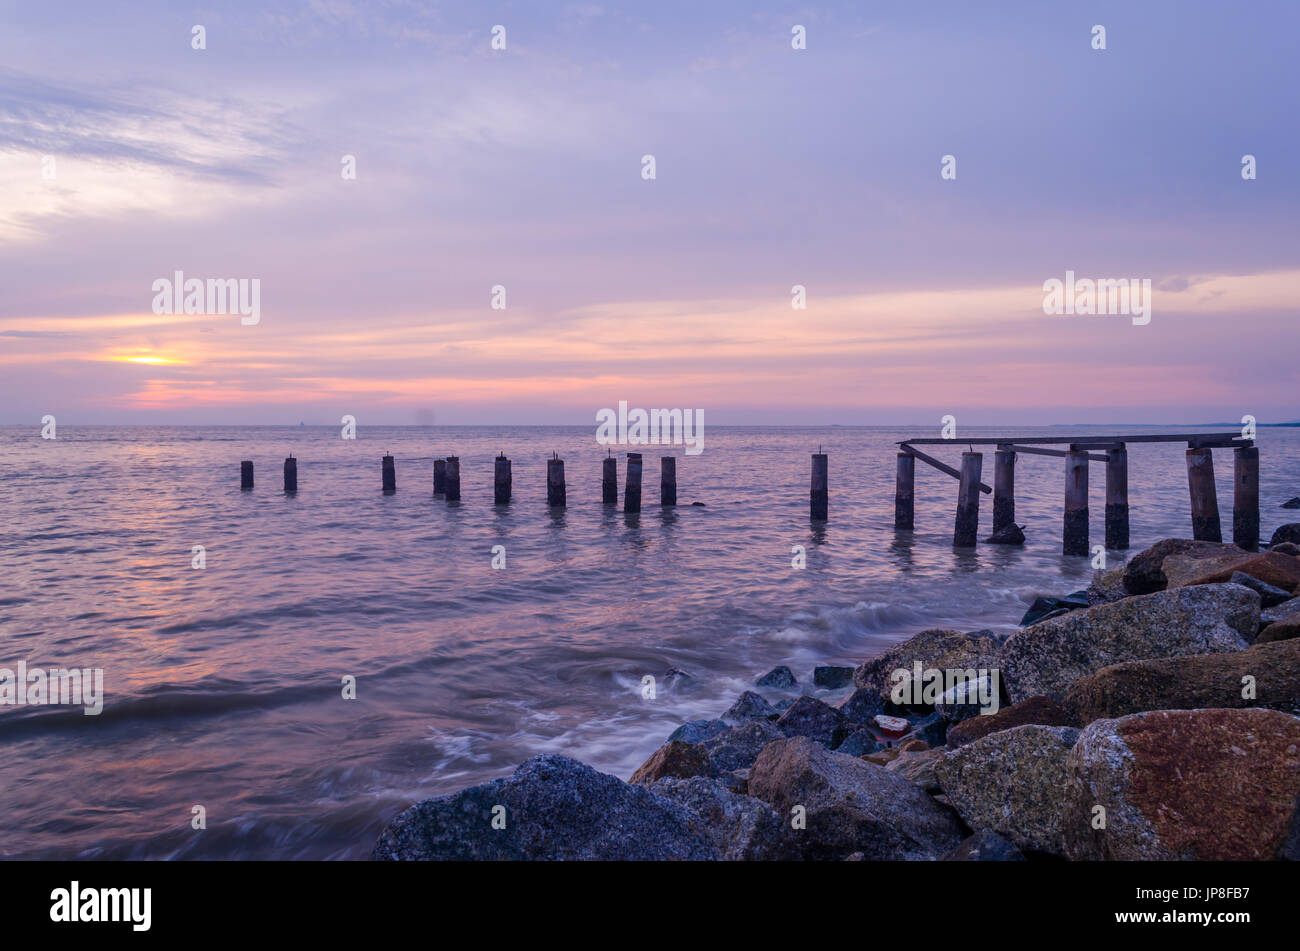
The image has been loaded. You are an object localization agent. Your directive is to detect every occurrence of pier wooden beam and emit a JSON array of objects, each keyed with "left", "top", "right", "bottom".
[
  {"left": 1063, "top": 451, "right": 1089, "bottom": 556},
  {"left": 1104, "top": 446, "right": 1130, "bottom": 550},
  {"left": 494, "top": 454, "right": 512, "bottom": 504},
  {"left": 602, "top": 454, "right": 618, "bottom": 504},
  {"left": 624, "top": 453, "right": 643, "bottom": 513},
  {"left": 1186, "top": 447, "right": 1222, "bottom": 542},
  {"left": 661, "top": 456, "right": 677, "bottom": 507},
  {"left": 1007, "top": 445, "right": 1109, "bottom": 463},
  {"left": 382, "top": 454, "right": 396, "bottom": 493},
  {"left": 444, "top": 456, "right": 461, "bottom": 502},
  {"left": 894, "top": 452, "right": 915, "bottom": 531},
  {"left": 953, "top": 451, "right": 983, "bottom": 548},
  {"left": 547, "top": 455, "right": 566, "bottom": 507},
  {"left": 240, "top": 460, "right": 254, "bottom": 490},
  {"left": 902, "top": 446, "right": 992, "bottom": 494},
  {"left": 1233, "top": 445, "right": 1259, "bottom": 551},
  {"left": 810, "top": 452, "right": 828, "bottom": 521},
  {"left": 433, "top": 458, "right": 446, "bottom": 495},
  {"left": 284, "top": 456, "right": 298, "bottom": 494},
  {"left": 992, "top": 447, "right": 1016, "bottom": 535}
]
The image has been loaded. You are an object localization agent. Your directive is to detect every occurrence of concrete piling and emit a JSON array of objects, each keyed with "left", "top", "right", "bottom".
[
  {"left": 624, "top": 453, "right": 643, "bottom": 513},
  {"left": 1186, "top": 447, "right": 1222, "bottom": 542},
  {"left": 1063, "top": 451, "right": 1089, "bottom": 556},
  {"left": 602, "top": 455, "right": 618, "bottom": 504},
  {"left": 444, "top": 456, "right": 460, "bottom": 502},
  {"left": 992, "top": 447, "right": 1016, "bottom": 536},
  {"left": 894, "top": 452, "right": 915, "bottom": 530},
  {"left": 1233, "top": 445, "right": 1259, "bottom": 551},
  {"left": 382, "top": 454, "right": 396, "bottom": 493},
  {"left": 433, "top": 458, "right": 446, "bottom": 495},
  {"left": 953, "top": 451, "right": 983, "bottom": 547},
  {"left": 810, "top": 452, "right": 828, "bottom": 521},
  {"left": 494, "top": 454, "right": 512, "bottom": 505},
  {"left": 284, "top": 456, "right": 298, "bottom": 494},
  {"left": 547, "top": 456, "right": 566, "bottom": 507},
  {"left": 1104, "top": 446, "right": 1129, "bottom": 550},
  {"left": 660, "top": 457, "right": 677, "bottom": 507},
  {"left": 240, "top": 460, "right": 254, "bottom": 490}
]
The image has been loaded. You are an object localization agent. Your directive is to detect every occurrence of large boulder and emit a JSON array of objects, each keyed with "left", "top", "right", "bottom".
[
  {"left": 699, "top": 720, "right": 784, "bottom": 773},
  {"left": 747, "top": 736, "right": 965, "bottom": 860},
  {"left": 723, "top": 691, "right": 779, "bottom": 722},
  {"left": 836, "top": 687, "right": 888, "bottom": 724},
  {"left": 756, "top": 666, "right": 797, "bottom": 689},
  {"left": 933, "top": 725, "right": 1081, "bottom": 855},
  {"left": 883, "top": 747, "right": 944, "bottom": 793},
  {"left": 998, "top": 583, "right": 1257, "bottom": 702},
  {"left": 648, "top": 776, "right": 794, "bottom": 861},
  {"left": 945, "top": 695, "right": 1078, "bottom": 749},
  {"left": 372, "top": 755, "right": 716, "bottom": 860},
  {"left": 1085, "top": 567, "right": 1130, "bottom": 605},
  {"left": 1064, "top": 708, "right": 1300, "bottom": 860},
  {"left": 1176, "top": 551, "right": 1300, "bottom": 595},
  {"left": 1161, "top": 550, "right": 1260, "bottom": 589},
  {"left": 1064, "top": 638, "right": 1300, "bottom": 722},
  {"left": 853, "top": 629, "right": 1002, "bottom": 703},
  {"left": 1121, "top": 538, "right": 1244, "bottom": 595}
]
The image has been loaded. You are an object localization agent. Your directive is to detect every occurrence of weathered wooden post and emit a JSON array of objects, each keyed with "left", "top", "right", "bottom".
[
  {"left": 953, "top": 451, "right": 983, "bottom": 547},
  {"left": 661, "top": 457, "right": 677, "bottom": 506},
  {"left": 547, "top": 455, "right": 566, "bottom": 507},
  {"left": 382, "top": 454, "right": 396, "bottom": 493},
  {"left": 810, "top": 452, "right": 828, "bottom": 521},
  {"left": 1104, "top": 446, "right": 1129, "bottom": 550},
  {"left": 624, "top": 453, "right": 643, "bottom": 513},
  {"left": 433, "top": 458, "right": 446, "bottom": 494},
  {"left": 602, "top": 454, "right": 618, "bottom": 504},
  {"left": 240, "top": 460, "right": 254, "bottom": 490},
  {"left": 1063, "top": 451, "right": 1089, "bottom": 556},
  {"left": 444, "top": 456, "right": 460, "bottom": 501},
  {"left": 1233, "top": 445, "right": 1259, "bottom": 551},
  {"left": 494, "top": 453, "right": 512, "bottom": 504},
  {"left": 1186, "top": 447, "right": 1221, "bottom": 542},
  {"left": 284, "top": 456, "right": 298, "bottom": 494},
  {"left": 992, "top": 447, "right": 1016, "bottom": 535},
  {"left": 894, "top": 451, "right": 914, "bottom": 530}
]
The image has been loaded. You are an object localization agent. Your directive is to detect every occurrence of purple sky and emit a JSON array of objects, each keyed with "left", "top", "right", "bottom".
[{"left": 1, "top": 0, "right": 1297, "bottom": 424}]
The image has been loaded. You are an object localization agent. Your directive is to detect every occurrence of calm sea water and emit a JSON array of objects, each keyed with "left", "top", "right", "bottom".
[{"left": 1, "top": 423, "right": 1296, "bottom": 859}]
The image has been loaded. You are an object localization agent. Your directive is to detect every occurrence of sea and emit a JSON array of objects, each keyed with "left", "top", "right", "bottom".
[{"left": 1, "top": 423, "right": 1295, "bottom": 858}]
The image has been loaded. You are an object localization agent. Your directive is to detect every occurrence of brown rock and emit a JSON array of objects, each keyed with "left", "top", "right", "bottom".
[
  {"left": 1181, "top": 551, "right": 1300, "bottom": 594},
  {"left": 629, "top": 740, "right": 711, "bottom": 785},
  {"left": 1064, "top": 708, "right": 1300, "bottom": 860},
  {"left": 1273, "top": 542, "right": 1300, "bottom": 557},
  {"left": 1065, "top": 639, "right": 1300, "bottom": 722},
  {"left": 1122, "top": 538, "right": 1244, "bottom": 595},
  {"left": 1161, "top": 550, "right": 1258, "bottom": 588},
  {"left": 863, "top": 749, "right": 900, "bottom": 766},
  {"left": 899, "top": 738, "right": 930, "bottom": 752},
  {"left": 946, "top": 695, "right": 1079, "bottom": 749}
]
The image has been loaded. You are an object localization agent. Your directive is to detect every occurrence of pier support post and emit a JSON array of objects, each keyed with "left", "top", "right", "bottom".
[
  {"left": 382, "top": 454, "right": 396, "bottom": 493},
  {"left": 1105, "top": 446, "right": 1129, "bottom": 550},
  {"left": 494, "top": 454, "right": 512, "bottom": 504},
  {"left": 1186, "top": 447, "right": 1222, "bottom": 542},
  {"left": 1063, "top": 451, "right": 1089, "bottom": 556},
  {"left": 661, "top": 456, "right": 677, "bottom": 506},
  {"left": 444, "top": 456, "right": 460, "bottom": 501},
  {"left": 284, "top": 456, "right": 298, "bottom": 494},
  {"left": 240, "top": 460, "right": 254, "bottom": 490},
  {"left": 624, "top": 453, "right": 643, "bottom": 513},
  {"left": 810, "top": 452, "right": 828, "bottom": 521},
  {"left": 1233, "top": 445, "right": 1259, "bottom": 551},
  {"left": 433, "top": 459, "right": 446, "bottom": 495},
  {"left": 602, "top": 455, "right": 618, "bottom": 504},
  {"left": 953, "top": 451, "right": 983, "bottom": 547},
  {"left": 992, "top": 447, "right": 1016, "bottom": 535},
  {"left": 894, "top": 452, "right": 914, "bottom": 530},
  {"left": 547, "top": 456, "right": 566, "bottom": 507}
]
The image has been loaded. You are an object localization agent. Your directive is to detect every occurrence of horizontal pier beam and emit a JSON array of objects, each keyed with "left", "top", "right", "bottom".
[
  {"left": 902, "top": 446, "right": 992, "bottom": 494},
  {"left": 900, "top": 432, "right": 1247, "bottom": 448},
  {"left": 1006, "top": 445, "right": 1109, "bottom": 462}
]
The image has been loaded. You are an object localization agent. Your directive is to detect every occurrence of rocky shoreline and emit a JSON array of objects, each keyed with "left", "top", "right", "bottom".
[{"left": 373, "top": 527, "right": 1300, "bottom": 861}]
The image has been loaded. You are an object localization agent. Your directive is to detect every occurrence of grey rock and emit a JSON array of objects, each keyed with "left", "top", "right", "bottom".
[
  {"left": 853, "top": 629, "right": 1002, "bottom": 704},
  {"left": 1270, "top": 523, "right": 1300, "bottom": 547},
  {"left": 813, "top": 665, "right": 854, "bottom": 689},
  {"left": 986, "top": 523, "right": 1026, "bottom": 545},
  {"left": 776, "top": 695, "right": 849, "bottom": 748},
  {"left": 723, "top": 690, "right": 779, "bottom": 723},
  {"left": 834, "top": 728, "right": 884, "bottom": 757},
  {"left": 748, "top": 736, "right": 965, "bottom": 860},
  {"left": 699, "top": 719, "right": 784, "bottom": 773},
  {"left": 756, "top": 665, "right": 798, "bottom": 689},
  {"left": 934, "top": 724, "right": 1081, "bottom": 855},
  {"left": 668, "top": 718, "right": 728, "bottom": 745},
  {"left": 1020, "top": 593, "right": 1088, "bottom": 627},
  {"left": 1228, "top": 571, "right": 1293, "bottom": 609},
  {"left": 836, "top": 687, "right": 887, "bottom": 724},
  {"left": 999, "top": 583, "right": 1257, "bottom": 702},
  {"left": 372, "top": 754, "right": 716, "bottom": 860},
  {"left": 1282, "top": 498, "right": 1300, "bottom": 510},
  {"left": 649, "top": 776, "right": 793, "bottom": 861}
]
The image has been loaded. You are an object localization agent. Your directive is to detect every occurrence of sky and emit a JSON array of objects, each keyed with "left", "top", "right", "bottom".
[{"left": 0, "top": 0, "right": 1297, "bottom": 425}]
